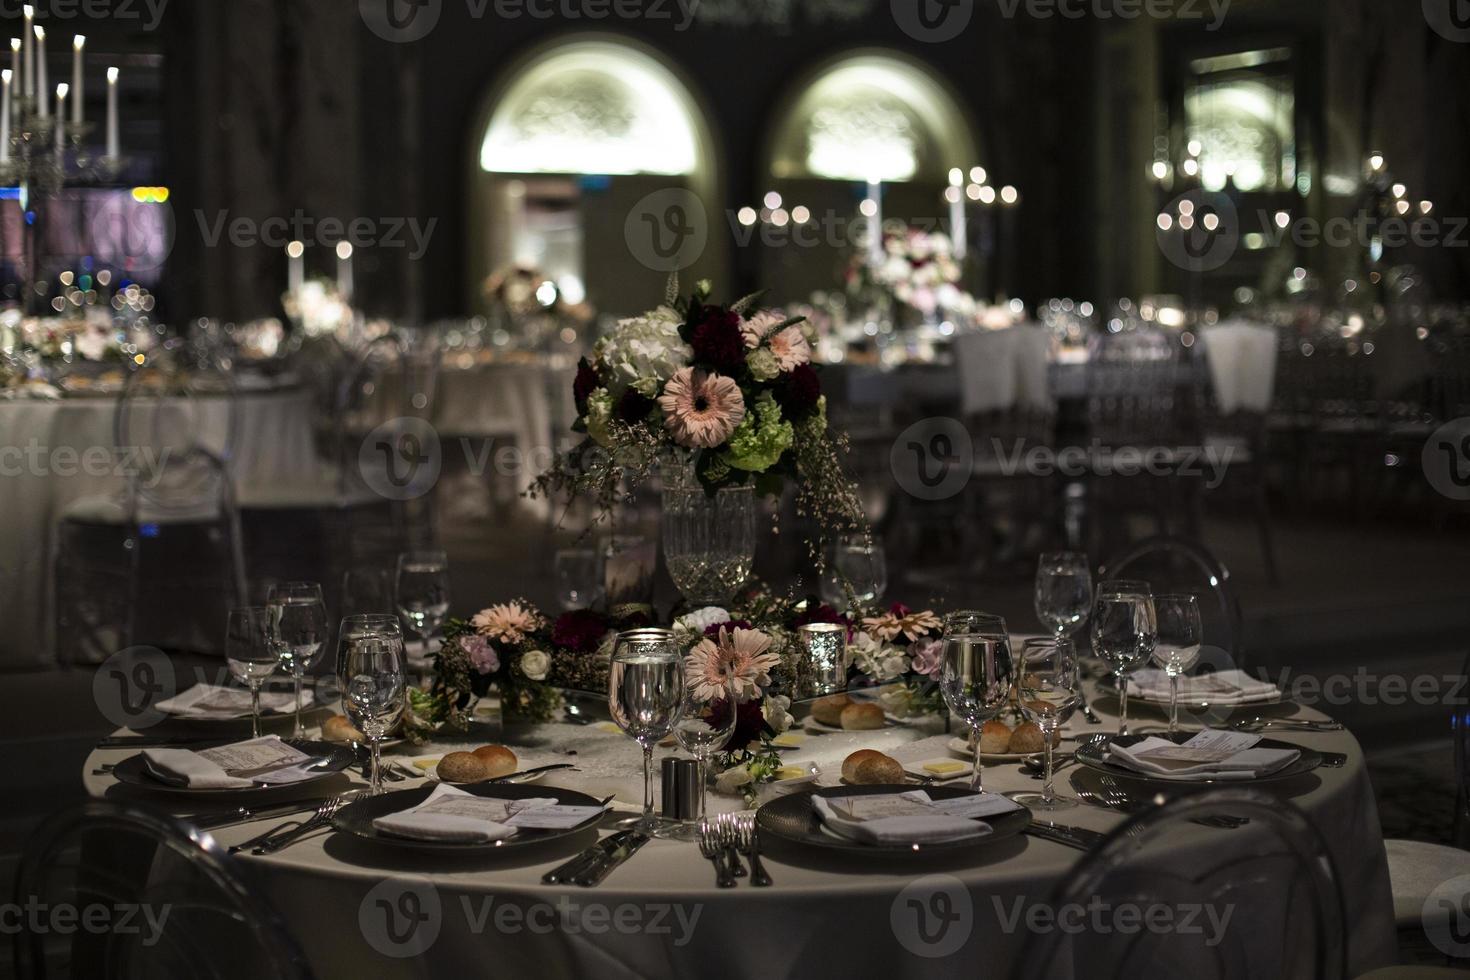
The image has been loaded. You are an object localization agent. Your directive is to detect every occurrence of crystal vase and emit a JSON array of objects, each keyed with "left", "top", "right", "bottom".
[{"left": 660, "top": 469, "right": 756, "bottom": 608}]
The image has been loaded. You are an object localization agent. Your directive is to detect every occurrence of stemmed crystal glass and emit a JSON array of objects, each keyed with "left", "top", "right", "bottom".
[
  {"left": 608, "top": 629, "right": 685, "bottom": 835},
  {"left": 672, "top": 673, "right": 738, "bottom": 837},
  {"left": 395, "top": 550, "right": 450, "bottom": 651},
  {"left": 1152, "top": 594, "right": 1203, "bottom": 735},
  {"left": 554, "top": 547, "right": 604, "bottom": 610},
  {"left": 938, "top": 613, "right": 1015, "bottom": 792},
  {"left": 266, "top": 581, "right": 328, "bottom": 738},
  {"left": 1034, "top": 552, "right": 1093, "bottom": 655},
  {"left": 1010, "top": 638, "right": 1081, "bottom": 810},
  {"left": 339, "top": 617, "right": 407, "bottom": 796},
  {"left": 225, "top": 607, "right": 277, "bottom": 738},
  {"left": 821, "top": 535, "right": 888, "bottom": 608},
  {"left": 1090, "top": 580, "right": 1157, "bottom": 737}
]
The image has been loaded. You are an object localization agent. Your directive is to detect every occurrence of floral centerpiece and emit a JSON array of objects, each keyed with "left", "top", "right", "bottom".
[{"left": 532, "top": 277, "right": 864, "bottom": 561}]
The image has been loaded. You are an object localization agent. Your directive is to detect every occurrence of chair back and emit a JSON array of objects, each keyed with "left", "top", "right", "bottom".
[
  {"left": 13, "top": 800, "right": 314, "bottom": 980},
  {"left": 1012, "top": 789, "right": 1346, "bottom": 980},
  {"left": 1098, "top": 535, "right": 1242, "bottom": 664},
  {"left": 1087, "top": 328, "right": 1195, "bottom": 448}
]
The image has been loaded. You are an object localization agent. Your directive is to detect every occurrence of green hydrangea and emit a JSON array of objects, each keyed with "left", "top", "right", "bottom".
[
  {"left": 724, "top": 393, "right": 793, "bottom": 473},
  {"left": 585, "top": 388, "right": 616, "bottom": 448},
  {"left": 746, "top": 347, "right": 780, "bottom": 382}
]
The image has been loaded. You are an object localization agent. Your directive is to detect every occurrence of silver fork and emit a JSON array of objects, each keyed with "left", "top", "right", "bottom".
[
  {"left": 715, "top": 813, "right": 746, "bottom": 878},
  {"left": 247, "top": 796, "right": 350, "bottom": 855},
  {"left": 732, "top": 814, "right": 771, "bottom": 887},
  {"left": 697, "top": 818, "right": 735, "bottom": 888},
  {"left": 1093, "top": 776, "right": 1248, "bottom": 828}
]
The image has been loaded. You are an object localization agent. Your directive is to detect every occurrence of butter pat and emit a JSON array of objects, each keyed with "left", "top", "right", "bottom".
[
  {"left": 775, "top": 766, "right": 808, "bottom": 781},
  {"left": 771, "top": 733, "right": 805, "bottom": 748},
  {"left": 922, "top": 760, "right": 970, "bottom": 776}
]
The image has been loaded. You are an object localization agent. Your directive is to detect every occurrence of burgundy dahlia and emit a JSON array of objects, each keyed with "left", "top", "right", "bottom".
[
  {"left": 616, "top": 388, "right": 655, "bottom": 422},
  {"left": 689, "top": 308, "right": 747, "bottom": 375},
  {"left": 573, "top": 358, "right": 600, "bottom": 412},
  {"left": 773, "top": 363, "right": 821, "bottom": 419},
  {"left": 552, "top": 609, "right": 609, "bottom": 653},
  {"left": 703, "top": 619, "right": 753, "bottom": 638}
]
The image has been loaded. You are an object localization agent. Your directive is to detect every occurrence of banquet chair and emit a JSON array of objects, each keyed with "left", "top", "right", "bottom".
[
  {"left": 13, "top": 800, "right": 314, "bottom": 980},
  {"left": 1098, "top": 535, "right": 1243, "bottom": 665},
  {"left": 1011, "top": 788, "right": 1347, "bottom": 980},
  {"left": 54, "top": 347, "right": 248, "bottom": 662}
]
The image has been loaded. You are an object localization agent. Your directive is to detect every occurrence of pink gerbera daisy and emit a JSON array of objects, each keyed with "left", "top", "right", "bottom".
[
  {"left": 767, "top": 326, "right": 811, "bottom": 371},
  {"left": 862, "top": 608, "right": 943, "bottom": 643},
  {"left": 471, "top": 600, "right": 543, "bottom": 644},
  {"left": 740, "top": 311, "right": 784, "bottom": 349},
  {"left": 657, "top": 368, "right": 746, "bottom": 449},
  {"left": 685, "top": 627, "right": 780, "bottom": 703}
]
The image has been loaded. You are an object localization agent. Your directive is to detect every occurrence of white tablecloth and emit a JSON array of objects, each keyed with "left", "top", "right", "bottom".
[
  {"left": 83, "top": 686, "right": 1397, "bottom": 978},
  {"left": 0, "top": 386, "right": 319, "bottom": 667}
]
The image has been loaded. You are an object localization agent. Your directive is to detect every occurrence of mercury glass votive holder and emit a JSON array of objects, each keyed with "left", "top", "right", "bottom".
[{"left": 798, "top": 623, "right": 848, "bottom": 697}]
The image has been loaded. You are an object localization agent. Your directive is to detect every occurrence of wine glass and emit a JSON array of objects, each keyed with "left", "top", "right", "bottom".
[
  {"left": 266, "top": 581, "right": 328, "bottom": 738},
  {"left": 821, "top": 535, "right": 888, "bottom": 608},
  {"left": 938, "top": 614, "right": 1014, "bottom": 792},
  {"left": 672, "top": 673, "right": 738, "bottom": 836},
  {"left": 554, "top": 547, "right": 604, "bottom": 610},
  {"left": 1152, "top": 594, "right": 1203, "bottom": 735},
  {"left": 339, "top": 621, "right": 407, "bottom": 795},
  {"left": 1010, "top": 638, "right": 1081, "bottom": 810},
  {"left": 608, "top": 629, "right": 685, "bottom": 835},
  {"left": 1034, "top": 552, "right": 1092, "bottom": 656},
  {"left": 1090, "top": 580, "right": 1157, "bottom": 738},
  {"left": 225, "top": 607, "right": 277, "bottom": 738},
  {"left": 395, "top": 550, "right": 450, "bottom": 651}
]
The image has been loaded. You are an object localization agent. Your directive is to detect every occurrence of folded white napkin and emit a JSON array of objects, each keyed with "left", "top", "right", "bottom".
[
  {"left": 155, "top": 683, "right": 295, "bottom": 719},
  {"left": 141, "top": 735, "right": 313, "bottom": 789},
  {"left": 371, "top": 784, "right": 564, "bottom": 843},
  {"left": 812, "top": 790, "right": 1014, "bottom": 845},
  {"left": 1107, "top": 735, "right": 1299, "bottom": 781},
  {"left": 1128, "top": 668, "right": 1281, "bottom": 705}
]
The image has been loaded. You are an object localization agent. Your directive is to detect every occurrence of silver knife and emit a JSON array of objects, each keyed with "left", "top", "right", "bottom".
[
  {"left": 543, "top": 831, "right": 634, "bottom": 885},
  {"left": 190, "top": 802, "right": 320, "bottom": 831},
  {"left": 1023, "top": 823, "right": 1106, "bottom": 851},
  {"left": 573, "top": 833, "right": 650, "bottom": 886},
  {"left": 475, "top": 763, "right": 578, "bottom": 786}
]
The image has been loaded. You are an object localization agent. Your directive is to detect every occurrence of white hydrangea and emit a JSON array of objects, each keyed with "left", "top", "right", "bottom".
[
  {"left": 593, "top": 306, "right": 691, "bottom": 397},
  {"left": 850, "top": 630, "right": 908, "bottom": 682},
  {"left": 746, "top": 347, "right": 780, "bottom": 382},
  {"left": 673, "top": 606, "right": 730, "bottom": 645}
]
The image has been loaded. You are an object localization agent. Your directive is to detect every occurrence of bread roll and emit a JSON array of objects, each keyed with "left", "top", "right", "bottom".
[
  {"left": 811, "top": 694, "right": 853, "bottom": 726},
  {"left": 320, "top": 714, "right": 364, "bottom": 744},
  {"left": 436, "top": 751, "right": 491, "bottom": 783},
  {"left": 841, "top": 749, "right": 904, "bottom": 785},
  {"left": 471, "top": 744, "right": 518, "bottom": 778},
  {"left": 978, "top": 720, "right": 1012, "bottom": 755},
  {"left": 1007, "top": 722, "right": 1045, "bottom": 754},
  {"left": 840, "top": 702, "right": 885, "bottom": 731}
]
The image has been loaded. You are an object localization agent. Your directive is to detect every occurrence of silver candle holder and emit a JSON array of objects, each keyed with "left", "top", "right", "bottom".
[{"left": 797, "top": 623, "right": 848, "bottom": 698}]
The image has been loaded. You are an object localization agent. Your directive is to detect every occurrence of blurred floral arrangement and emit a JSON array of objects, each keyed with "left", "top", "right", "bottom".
[
  {"left": 532, "top": 276, "right": 864, "bottom": 559},
  {"left": 282, "top": 279, "right": 354, "bottom": 341},
  {"left": 483, "top": 263, "right": 594, "bottom": 324},
  {"left": 846, "top": 228, "right": 1017, "bottom": 333}
]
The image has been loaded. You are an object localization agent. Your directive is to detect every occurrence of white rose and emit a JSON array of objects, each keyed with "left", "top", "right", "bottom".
[
  {"left": 714, "top": 765, "right": 754, "bottom": 795},
  {"left": 519, "top": 649, "right": 551, "bottom": 681},
  {"left": 762, "top": 694, "right": 794, "bottom": 734}
]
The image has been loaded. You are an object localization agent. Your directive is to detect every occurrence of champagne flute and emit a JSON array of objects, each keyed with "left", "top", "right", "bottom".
[
  {"left": 1010, "top": 638, "right": 1081, "bottom": 810},
  {"left": 339, "top": 623, "right": 407, "bottom": 795},
  {"left": 1090, "top": 580, "right": 1156, "bottom": 738},
  {"left": 938, "top": 614, "right": 1014, "bottom": 792},
  {"left": 1152, "top": 594, "right": 1203, "bottom": 735},
  {"left": 225, "top": 607, "right": 276, "bottom": 738},
  {"left": 608, "top": 629, "right": 685, "bottom": 835},
  {"left": 395, "top": 550, "right": 450, "bottom": 651},
  {"left": 266, "top": 581, "right": 328, "bottom": 738},
  {"left": 672, "top": 673, "right": 738, "bottom": 836},
  {"left": 1034, "top": 552, "right": 1092, "bottom": 656}
]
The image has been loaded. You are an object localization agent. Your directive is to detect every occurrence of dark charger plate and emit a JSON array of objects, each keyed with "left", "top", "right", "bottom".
[
  {"left": 330, "top": 782, "right": 605, "bottom": 854},
  {"left": 1074, "top": 731, "right": 1323, "bottom": 783},
  {"left": 111, "top": 739, "right": 356, "bottom": 797},
  {"left": 757, "top": 784, "right": 1033, "bottom": 856}
]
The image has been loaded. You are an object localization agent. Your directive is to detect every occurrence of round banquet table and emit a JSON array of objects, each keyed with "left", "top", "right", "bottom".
[
  {"left": 0, "top": 382, "right": 321, "bottom": 667},
  {"left": 82, "top": 684, "right": 1397, "bottom": 979}
]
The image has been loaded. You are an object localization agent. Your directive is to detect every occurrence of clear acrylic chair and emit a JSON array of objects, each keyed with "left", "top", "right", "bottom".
[
  {"left": 1012, "top": 788, "right": 1346, "bottom": 980},
  {"left": 1098, "top": 535, "right": 1243, "bottom": 666},
  {"left": 13, "top": 800, "right": 314, "bottom": 980}
]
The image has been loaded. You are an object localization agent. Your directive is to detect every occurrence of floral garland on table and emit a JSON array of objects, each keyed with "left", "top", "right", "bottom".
[{"left": 530, "top": 277, "right": 864, "bottom": 562}]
